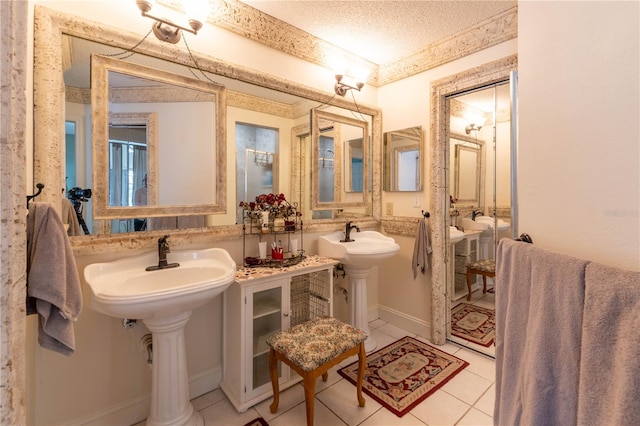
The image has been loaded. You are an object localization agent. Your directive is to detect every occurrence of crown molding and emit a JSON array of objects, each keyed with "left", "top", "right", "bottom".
[{"left": 159, "top": 1, "right": 517, "bottom": 88}]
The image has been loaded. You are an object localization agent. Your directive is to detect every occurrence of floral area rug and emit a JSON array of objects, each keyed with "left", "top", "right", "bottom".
[
  {"left": 338, "top": 336, "right": 468, "bottom": 417},
  {"left": 451, "top": 303, "right": 495, "bottom": 347}
]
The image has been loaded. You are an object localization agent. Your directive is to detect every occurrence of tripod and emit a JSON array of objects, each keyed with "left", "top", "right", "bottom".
[{"left": 71, "top": 199, "right": 90, "bottom": 235}]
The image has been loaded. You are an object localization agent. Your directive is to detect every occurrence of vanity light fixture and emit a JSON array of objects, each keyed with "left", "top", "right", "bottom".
[
  {"left": 334, "top": 74, "right": 365, "bottom": 96},
  {"left": 465, "top": 123, "right": 483, "bottom": 134},
  {"left": 136, "top": 0, "right": 210, "bottom": 44}
]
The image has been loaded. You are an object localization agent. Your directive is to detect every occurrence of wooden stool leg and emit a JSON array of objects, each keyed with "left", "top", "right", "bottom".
[
  {"left": 466, "top": 271, "right": 473, "bottom": 301},
  {"left": 303, "top": 374, "right": 317, "bottom": 426},
  {"left": 356, "top": 343, "right": 366, "bottom": 407},
  {"left": 269, "top": 349, "right": 280, "bottom": 414},
  {"left": 482, "top": 275, "right": 487, "bottom": 294}
]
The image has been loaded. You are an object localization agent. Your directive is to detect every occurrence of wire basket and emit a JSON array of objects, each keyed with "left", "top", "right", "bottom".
[{"left": 290, "top": 270, "right": 330, "bottom": 327}]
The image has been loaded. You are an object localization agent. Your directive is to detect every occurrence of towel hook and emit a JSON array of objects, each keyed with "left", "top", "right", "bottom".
[
  {"left": 26, "top": 183, "right": 45, "bottom": 208},
  {"left": 421, "top": 210, "right": 430, "bottom": 219},
  {"left": 515, "top": 233, "right": 533, "bottom": 244}
]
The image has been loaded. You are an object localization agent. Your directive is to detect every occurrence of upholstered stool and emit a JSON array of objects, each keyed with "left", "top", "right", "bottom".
[
  {"left": 465, "top": 259, "right": 496, "bottom": 301},
  {"left": 266, "top": 317, "right": 367, "bottom": 426}
]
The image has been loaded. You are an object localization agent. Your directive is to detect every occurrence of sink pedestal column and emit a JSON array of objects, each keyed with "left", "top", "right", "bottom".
[
  {"left": 143, "top": 311, "right": 203, "bottom": 426},
  {"left": 344, "top": 265, "right": 377, "bottom": 353}
]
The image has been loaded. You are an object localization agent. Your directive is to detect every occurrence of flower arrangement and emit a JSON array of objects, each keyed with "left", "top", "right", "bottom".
[{"left": 239, "top": 193, "right": 301, "bottom": 221}]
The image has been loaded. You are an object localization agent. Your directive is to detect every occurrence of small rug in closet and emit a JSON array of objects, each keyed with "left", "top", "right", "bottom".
[
  {"left": 243, "top": 417, "right": 269, "bottom": 426},
  {"left": 338, "top": 336, "right": 468, "bottom": 417},
  {"left": 451, "top": 303, "right": 495, "bottom": 347}
]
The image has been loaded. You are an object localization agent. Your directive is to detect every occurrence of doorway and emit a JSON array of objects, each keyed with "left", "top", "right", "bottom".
[
  {"left": 445, "top": 81, "right": 512, "bottom": 357},
  {"left": 428, "top": 55, "right": 517, "bottom": 349}
]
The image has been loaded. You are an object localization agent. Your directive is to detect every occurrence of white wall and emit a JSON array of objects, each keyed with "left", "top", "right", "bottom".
[
  {"left": 28, "top": 1, "right": 338, "bottom": 424},
  {"left": 518, "top": 1, "right": 639, "bottom": 271},
  {"left": 376, "top": 39, "right": 518, "bottom": 333}
]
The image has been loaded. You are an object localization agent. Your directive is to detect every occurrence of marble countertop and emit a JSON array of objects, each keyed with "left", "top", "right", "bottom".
[{"left": 235, "top": 255, "right": 339, "bottom": 282}]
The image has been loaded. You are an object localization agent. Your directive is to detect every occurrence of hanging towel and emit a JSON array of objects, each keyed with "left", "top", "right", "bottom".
[
  {"left": 494, "top": 238, "right": 587, "bottom": 426},
  {"left": 61, "top": 197, "right": 81, "bottom": 236},
  {"left": 412, "top": 219, "right": 432, "bottom": 279},
  {"left": 27, "top": 202, "right": 83, "bottom": 356},
  {"left": 577, "top": 262, "right": 640, "bottom": 426}
]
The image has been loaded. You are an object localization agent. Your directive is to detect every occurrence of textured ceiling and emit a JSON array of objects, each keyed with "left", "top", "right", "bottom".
[{"left": 240, "top": 0, "right": 517, "bottom": 64}]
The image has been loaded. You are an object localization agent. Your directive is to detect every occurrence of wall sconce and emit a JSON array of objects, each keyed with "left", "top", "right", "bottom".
[
  {"left": 334, "top": 75, "right": 365, "bottom": 97},
  {"left": 136, "top": 0, "right": 210, "bottom": 44},
  {"left": 465, "top": 123, "right": 483, "bottom": 135}
]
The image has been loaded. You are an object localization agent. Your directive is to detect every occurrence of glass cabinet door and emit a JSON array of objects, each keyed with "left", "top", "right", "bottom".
[{"left": 248, "top": 282, "right": 286, "bottom": 396}]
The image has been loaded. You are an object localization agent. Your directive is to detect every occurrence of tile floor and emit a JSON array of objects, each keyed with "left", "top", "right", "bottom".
[{"left": 150, "top": 319, "right": 497, "bottom": 426}]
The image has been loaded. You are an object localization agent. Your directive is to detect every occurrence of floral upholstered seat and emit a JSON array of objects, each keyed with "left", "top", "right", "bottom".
[
  {"left": 465, "top": 259, "right": 496, "bottom": 301},
  {"left": 466, "top": 259, "right": 496, "bottom": 274},
  {"left": 267, "top": 316, "right": 367, "bottom": 426},
  {"left": 266, "top": 317, "right": 367, "bottom": 372}
]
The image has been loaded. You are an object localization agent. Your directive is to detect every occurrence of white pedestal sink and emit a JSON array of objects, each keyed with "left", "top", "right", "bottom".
[
  {"left": 460, "top": 217, "right": 509, "bottom": 259},
  {"left": 318, "top": 230, "right": 400, "bottom": 352},
  {"left": 84, "top": 248, "right": 236, "bottom": 426}
]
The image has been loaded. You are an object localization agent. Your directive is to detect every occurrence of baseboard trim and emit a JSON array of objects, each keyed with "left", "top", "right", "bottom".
[
  {"left": 68, "top": 365, "right": 222, "bottom": 426},
  {"left": 377, "top": 305, "right": 431, "bottom": 340}
]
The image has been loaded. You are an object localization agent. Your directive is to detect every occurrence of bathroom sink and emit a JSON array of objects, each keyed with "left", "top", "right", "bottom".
[
  {"left": 318, "top": 230, "right": 400, "bottom": 268},
  {"left": 475, "top": 216, "right": 510, "bottom": 231},
  {"left": 318, "top": 230, "right": 399, "bottom": 352},
  {"left": 449, "top": 226, "right": 466, "bottom": 244},
  {"left": 84, "top": 248, "right": 236, "bottom": 320},
  {"left": 459, "top": 217, "right": 491, "bottom": 233}
]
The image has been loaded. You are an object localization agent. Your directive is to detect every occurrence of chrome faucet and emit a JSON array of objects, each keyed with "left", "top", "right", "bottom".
[
  {"left": 146, "top": 235, "right": 180, "bottom": 271},
  {"left": 472, "top": 210, "right": 484, "bottom": 221},
  {"left": 341, "top": 222, "right": 360, "bottom": 242}
]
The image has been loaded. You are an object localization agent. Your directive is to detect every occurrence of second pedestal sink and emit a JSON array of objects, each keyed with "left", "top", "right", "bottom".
[
  {"left": 318, "top": 230, "right": 400, "bottom": 352},
  {"left": 449, "top": 226, "right": 466, "bottom": 244},
  {"left": 84, "top": 247, "right": 236, "bottom": 426},
  {"left": 460, "top": 217, "right": 510, "bottom": 259}
]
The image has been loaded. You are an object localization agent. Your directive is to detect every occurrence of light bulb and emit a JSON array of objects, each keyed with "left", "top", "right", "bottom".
[{"left": 183, "top": 0, "right": 212, "bottom": 20}]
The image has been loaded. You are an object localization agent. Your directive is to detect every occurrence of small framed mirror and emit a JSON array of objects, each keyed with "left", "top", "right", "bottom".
[
  {"left": 450, "top": 135, "right": 485, "bottom": 207},
  {"left": 383, "top": 126, "right": 423, "bottom": 191},
  {"left": 91, "top": 55, "right": 227, "bottom": 220},
  {"left": 311, "top": 109, "right": 369, "bottom": 210}
]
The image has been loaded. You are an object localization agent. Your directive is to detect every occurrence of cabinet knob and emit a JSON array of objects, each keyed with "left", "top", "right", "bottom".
[{"left": 283, "top": 312, "right": 289, "bottom": 317}]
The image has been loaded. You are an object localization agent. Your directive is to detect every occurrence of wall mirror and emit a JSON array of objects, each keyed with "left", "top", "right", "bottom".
[
  {"left": 450, "top": 135, "right": 484, "bottom": 207},
  {"left": 91, "top": 55, "right": 226, "bottom": 221},
  {"left": 34, "top": 6, "right": 382, "bottom": 249},
  {"left": 344, "top": 139, "right": 364, "bottom": 193},
  {"left": 383, "top": 126, "right": 423, "bottom": 191},
  {"left": 310, "top": 109, "right": 369, "bottom": 210}
]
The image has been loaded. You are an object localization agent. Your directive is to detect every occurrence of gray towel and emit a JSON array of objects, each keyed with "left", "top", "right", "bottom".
[
  {"left": 412, "top": 219, "right": 432, "bottom": 279},
  {"left": 27, "top": 202, "right": 83, "bottom": 356},
  {"left": 494, "top": 239, "right": 587, "bottom": 426},
  {"left": 61, "top": 197, "right": 81, "bottom": 236},
  {"left": 577, "top": 262, "right": 640, "bottom": 426}
]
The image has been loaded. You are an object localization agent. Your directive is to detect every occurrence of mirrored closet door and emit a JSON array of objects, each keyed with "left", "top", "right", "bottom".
[{"left": 445, "top": 78, "right": 515, "bottom": 357}]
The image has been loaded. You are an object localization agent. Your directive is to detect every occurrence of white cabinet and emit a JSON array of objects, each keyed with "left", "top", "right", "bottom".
[
  {"left": 451, "top": 232, "right": 481, "bottom": 301},
  {"left": 221, "top": 257, "right": 336, "bottom": 412}
]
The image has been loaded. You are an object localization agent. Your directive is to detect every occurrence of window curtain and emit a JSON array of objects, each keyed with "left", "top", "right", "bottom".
[
  {"left": 109, "top": 143, "right": 123, "bottom": 206},
  {"left": 132, "top": 145, "right": 147, "bottom": 205}
]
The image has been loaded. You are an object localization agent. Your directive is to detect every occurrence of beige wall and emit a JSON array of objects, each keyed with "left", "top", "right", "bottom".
[
  {"left": 26, "top": 1, "right": 351, "bottom": 424},
  {"left": 11, "top": 0, "right": 638, "bottom": 424},
  {"left": 518, "top": 1, "right": 639, "bottom": 271},
  {"left": 375, "top": 40, "right": 518, "bottom": 335}
]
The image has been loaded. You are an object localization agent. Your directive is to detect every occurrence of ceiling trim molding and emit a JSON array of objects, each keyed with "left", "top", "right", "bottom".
[
  {"left": 210, "top": 0, "right": 378, "bottom": 83},
  {"left": 377, "top": 7, "right": 518, "bottom": 86},
  {"left": 159, "top": 1, "right": 516, "bottom": 88}
]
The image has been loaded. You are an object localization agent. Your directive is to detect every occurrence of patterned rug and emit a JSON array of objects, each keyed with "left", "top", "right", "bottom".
[
  {"left": 243, "top": 418, "right": 268, "bottom": 426},
  {"left": 451, "top": 303, "right": 495, "bottom": 347},
  {"left": 338, "top": 336, "right": 468, "bottom": 417}
]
